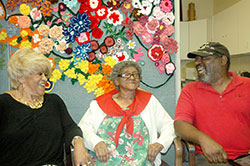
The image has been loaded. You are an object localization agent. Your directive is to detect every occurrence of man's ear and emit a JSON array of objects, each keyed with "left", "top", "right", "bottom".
[{"left": 221, "top": 55, "right": 228, "bottom": 66}]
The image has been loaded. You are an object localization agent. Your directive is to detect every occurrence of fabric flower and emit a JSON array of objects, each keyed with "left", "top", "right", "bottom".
[
  {"left": 160, "top": 0, "right": 173, "bottom": 13},
  {"left": 64, "top": 68, "right": 77, "bottom": 79},
  {"left": 120, "top": 0, "right": 133, "bottom": 15},
  {"left": 58, "top": 2, "right": 67, "bottom": 11},
  {"left": 152, "top": 6, "right": 165, "bottom": 20},
  {"left": 138, "top": 0, "right": 152, "bottom": 15},
  {"left": 133, "top": 22, "right": 146, "bottom": 36},
  {"left": 19, "top": 4, "right": 31, "bottom": 16},
  {"left": 40, "top": 0, "right": 53, "bottom": 17},
  {"left": 62, "top": 13, "right": 72, "bottom": 25},
  {"left": 161, "top": 53, "right": 170, "bottom": 64},
  {"left": 65, "top": 47, "right": 73, "bottom": 55},
  {"left": 38, "top": 37, "right": 55, "bottom": 54},
  {"left": 30, "top": 8, "right": 42, "bottom": 20},
  {"left": 77, "top": 60, "right": 89, "bottom": 73},
  {"left": 127, "top": 40, "right": 136, "bottom": 49},
  {"left": 114, "top": 51, "right": 129, "bottom": 62},
  {"left": 104, "top": 36, "right": 115, "bottom": 47},
  {"left": 55, "top": 39, "right": 68, "bottom": 53},
  {"left": 147, "top": 43, "right": 164, "bottom": 62},
  {"left": 92, "top": 28, "right": 104, "bottom": 39},
  {"left": 73, "top": 42, "right": 92, "bottom": 60},
  {"left": 165, "top": 62, "right": 175, "bottom": 75},
  {"left": 64, "top": 0, "right": 78, "bottom": 9},
  {"left": 164, "top": 37, "right": 178, "bottom": 54},
  {"left": 107, "top": 9, "right": 123, "bottom": 26},
  {"left": 20, "top": 40, "right": 32, "bottom": 48},
  {"left": 138, "top": 15, "right": 148, "bottom": 26},
  {"left": 0, "top": 30, "right": 8, "bottom": 41},
  {"left": 104, "top": 56, "right": 116, "bottom": 68},
  {"left": 77, "top": 73, "right": 88, "bottom": 85},
  {"left": 141, "top": 31, "right": 153, "bottom": 45},
  {"left": 121, "top": 17, "right": 134, "bottom": 29},
  {"left": 157, "top": 64, "right": 165, "bottom": 73},
  {"left": 38, "top": 24, "right": 50, "bottom": 37},
  {"left": 9, "top": 16, "right": 18, "bottom": 27},
  {"left": 146, "top": 17, "right": 159, "bottom": 34},
  {"left": 95, "top": 5, "right": 108, "bottom": 20},
  {"left": 159, "top": 30, "right": 169, "bottom": 44},
  {"left": 63, "top": 26, "right": 79, "bottom": 43},
  {"left": 133, "top": 47, "right": 144, "bottom": 61},
  {"left": 59, "top": 59, "right": 71, "bottom": 70},
  {"left": 49, "top": 69, "right": 62, "bottom": 83},
  {"left": 89, "top": 15, "right": 100, "bottom": 29},
  {"left": 87, "top": 0, "right": 101, "bottom": 11},
  {"left": 165, "top": 25, "right": 175, "bottom": 36},
  {"left": 162, "top": 12, "right": 175, "bottom": 25},
  {"left": 49, "top": 25, "right": 63, "bottom": 39},
  {"left": 70, "top": 13, "right": 91, "bottom": 33},
  {"left": 76, "top": 32, "right": 90, "bottom": 45},
  {"left": 18, "top": 16, "right": 31, "bottom": 29},
  {"left": 107, "top": 0, "right": 120, "bottom": 11}
]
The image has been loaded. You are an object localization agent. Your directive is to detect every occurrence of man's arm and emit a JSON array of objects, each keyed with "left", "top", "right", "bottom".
[{"left": 174, "top": 120, "right": 228, "bottom": 163}]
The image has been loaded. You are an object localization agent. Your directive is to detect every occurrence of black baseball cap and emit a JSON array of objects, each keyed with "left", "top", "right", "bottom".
[{"left": 187, "top": 42, "right": 230, "bottom": 59}]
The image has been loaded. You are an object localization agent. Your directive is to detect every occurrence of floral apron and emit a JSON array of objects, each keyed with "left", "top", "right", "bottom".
[{"left": 89, "top": 115, "right": 152, "bottom": 166}]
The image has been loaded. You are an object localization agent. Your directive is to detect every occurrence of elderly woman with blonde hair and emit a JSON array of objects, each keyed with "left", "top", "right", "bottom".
[
  {"left": 0, "top": 48, "right": 91, "bottom": 166},
  {"left": 79, "top": 60, "right": 176, "bottom": 166}
]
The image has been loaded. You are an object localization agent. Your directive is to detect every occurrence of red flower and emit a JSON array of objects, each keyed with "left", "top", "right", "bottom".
[
  {"left": 89, "top": 15, "right": 100, "bottom": 29},
  {"left": 147, "top": 43, "right": 165, "bottom": 62},
  {"left": 92, "top": 28, "right": 103, "bottom": 39},
  {"left": 90, "top": 40, "right": 99, "bottom": 51},
  {"left": 104, "top": 36, "right": 115, "bottom": 47},
  {"left": 95, "top": 5, "right": 108, "bottom": 20},
  {"left": 78, "top": 3, "right": 91, "bottom": 15}
]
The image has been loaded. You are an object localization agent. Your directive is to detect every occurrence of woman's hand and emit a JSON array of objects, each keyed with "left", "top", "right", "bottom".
[
  {"left": 94, "top": 141, "right": 110, "bottom": 163},
  {"left": 147, "top": 142, "right": 164, "bottom": 163},
  {"left": 73, "top": 138, "right": 92, "bottom": 166}
]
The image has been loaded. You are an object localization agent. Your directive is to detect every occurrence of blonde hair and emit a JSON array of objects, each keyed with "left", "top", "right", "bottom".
[{"left": 7, "top": 48, "right": 52, "bottom": 89}]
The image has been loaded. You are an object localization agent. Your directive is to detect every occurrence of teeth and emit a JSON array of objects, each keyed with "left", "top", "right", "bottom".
[{"left": 40, "top": 83, "right": 45, "bottom": 87}]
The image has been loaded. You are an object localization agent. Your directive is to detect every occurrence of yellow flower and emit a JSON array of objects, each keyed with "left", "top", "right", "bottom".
[
  {"left": 10, "top": 39, "right": 18, "bottom": 46},
  {"left": 84, "top": 81, "right": 97, "bottom": 93},
  {"left": 78, "top": 74, "right": 87, "bottom": 85},
  {"left": 20, "top": 40, "right": 32, "bottom": 48},
  {"left": 50, "top": 69, "right": 62, "bottom": 83},
  {"left": 20, "top": 4, "right": 31, "bottom": 16},
  {"left": 94, "top": 88, "right": 104, "bottom": 97},
  {"left": 77, "top": 60, "right": 89, "bottom": 73},
  {"left": 20, "top": 30, "right": 28, "bottom": 38},
  {"left": 64, "top": 68, "right": 77, "bottom": 79},
  {"left": 59, "top": 59, "right": 71, "bottom": 70},
  {"left": 0, "top": 31, "right": 7, "bottom": 41},
  {"left": 105, "top": 56, "right": 116, "bottom": 68},
  {"left": 89, "top": 74, "right": 103, "bottom": 84}
]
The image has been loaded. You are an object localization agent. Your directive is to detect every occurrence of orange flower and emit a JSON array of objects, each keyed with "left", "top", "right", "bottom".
[
  {"left": 40, "top": 1, "right": 53, "bottom": 17},
  {"left": 31, "top": 0, "right": 43, "bottom": 8},
  {"left": 102, "top": 64, "right": 112, "bottom": 75},
  {"left": 8, "top": 16, "right": 18, "bottom": 27},
  {"left": 18, "top": 16, "right": 31, "bottom": 29},
  {"left": 88, "top": 63, "right": 100, "bottom": 75},
  {"left": 97, "top": 76, "right": 115, "bottom": 93}
]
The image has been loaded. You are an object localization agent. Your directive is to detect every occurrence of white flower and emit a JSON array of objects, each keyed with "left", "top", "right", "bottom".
[
  {"left": 127, "top": 40, "right": 136, "bottom": 49},
  {"left": 139, "top": 0, "right": 153, "bottom": 15},
  {"left": 33, "top": 34, "right": 41, "bottom": 44},
  {"left": 113, "top": 51, "right": 129, "bottom": 62},
  {"left": 89, "top": 0, "right": 100, "bottom": 9},
  {"left": 162, "top": 12, "right": 175, "bottom": 25},
  {"left": 30, "top": 8, "right": 42, "bottom": 21},
  {"left": 148, "top": 0, "right": 160, "bottom": 5},
  {"left": 107, "top": 10, "right": 123, "bottom": 26}
]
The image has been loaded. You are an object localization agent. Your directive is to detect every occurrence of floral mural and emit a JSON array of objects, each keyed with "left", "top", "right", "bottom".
[{"left": 0, "top": 0, "right": 178, "bottom": 96}]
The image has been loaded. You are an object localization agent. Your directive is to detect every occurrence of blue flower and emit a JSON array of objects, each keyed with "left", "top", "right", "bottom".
[
  {"left": 73, "top": 42, "right": 92, "bottom": 61},
  {"left": 70, "top": 13, "right": 91, "bottom": 33},
  {"left": 63, "top": 26, "right": 79, "bottom": 43}
]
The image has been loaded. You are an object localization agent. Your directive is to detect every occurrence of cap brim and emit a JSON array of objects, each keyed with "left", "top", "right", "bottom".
[{"left": 187, "top": 51, "right": 210, "bottom": 58}]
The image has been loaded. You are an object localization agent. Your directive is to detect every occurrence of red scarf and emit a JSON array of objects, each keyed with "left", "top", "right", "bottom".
[{"left": 95, "top": 89, "right": 152, "bottom": 147}]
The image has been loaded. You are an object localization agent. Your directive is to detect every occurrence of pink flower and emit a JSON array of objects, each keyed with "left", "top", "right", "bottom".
[
  {"left": 165, "top": 25, "right": 175, "bottom": 36},
  {"left": 141, "top": 31, "right": 153, "bottom": 45},
  {"left": 146, "top": 17, "right": 159, "bottom": 33},
  {"left": 159, "top": 31, "right": 169, "bottom": 44},
  {"left": 125, "top": 29, "right": 134, "bottom": 40},
  {"left": 161, "top": 53, "right": 170, "bottom": 64},
  {"left": 162, "top": 12, "right": 175, "bottom": 25},
  {"left": 164, "top": 38, "right": 178, "bottom": 54},
  {"left": 133, "top": 131, "right": 143, "bottom": 145},
  {"left": 160, "top": 0, "right": 173, "bottom": 13},
  {"left": 157, "top": 64, "right": 165, "bottom": 73},
  {"left": 38, "top": 24, "right": 50, "bottom": 37},
  {"left": 153, "top": 6, "right": 165, "bottom": 20},
  {"left": 133, "top": 22, "right": 146, "bottom": 36},
  {"left": 49, "top": 26, "right": 63, "bottom": 39},
  {"left": 18, "top": 16, "right": 31, "bottom": 29},
  {"left": 165, "top": 62, "right": 175, "bottom": 75},
  {"left": 38, "top": 38, "right": 55, "bottom": 54}
]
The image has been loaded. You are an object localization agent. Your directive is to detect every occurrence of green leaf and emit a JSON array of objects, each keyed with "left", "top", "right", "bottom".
[
  {"left": 71, "top": 78, "right": 78, "bottom": 85},
  {"left": 54, "top": 56, "right": 61, "bottom": 65},
  {"left": 61, "top": 74, "right": 65, "bottom": 81}
]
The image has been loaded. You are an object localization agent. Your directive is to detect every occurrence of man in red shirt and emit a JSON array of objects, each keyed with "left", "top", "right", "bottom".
[{"left": 174, "top": 42, "right": 250, "bottom": 165}]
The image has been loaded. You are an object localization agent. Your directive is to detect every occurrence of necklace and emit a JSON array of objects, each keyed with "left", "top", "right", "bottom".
[{"left": 19, "top": 96, "right": 44, "bottom": 109}]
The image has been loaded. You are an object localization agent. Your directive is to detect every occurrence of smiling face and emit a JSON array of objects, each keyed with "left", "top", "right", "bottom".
[
  {"left": 115, "top": 66, "right": 140, "bottom": 91},
  {"left": 195, "top": 55, "right": 223, "bottom": 84},
  {"left": 20, "top": 71, "right": 48, "bottom": 97}
]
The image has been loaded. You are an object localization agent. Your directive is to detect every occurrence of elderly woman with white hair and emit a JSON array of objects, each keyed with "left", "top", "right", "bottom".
[
  {"left": 79, "top": 60, "right": 176, "bottom": 166},
  {"left": 0, "top": 48, "right": 90, "bottom": 166}
]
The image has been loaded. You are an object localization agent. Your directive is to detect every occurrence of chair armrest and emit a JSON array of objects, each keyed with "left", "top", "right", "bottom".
[
  {"left": 181, "top": 139, "right": 195, "bottom": 166},
  {"left": 174, "top": 137, "right": 184, "bottom": 166}
]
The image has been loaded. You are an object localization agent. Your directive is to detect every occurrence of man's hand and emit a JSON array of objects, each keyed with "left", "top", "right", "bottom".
[
  {"left": 199, "top": 135, "right": 228, "bottom": 163},
  {"left": 147, "top": 142, "right": 164, "bottom": 163},
  {"left": 73, "top": 138, "right": 92, "bottom": 166},
  {"left": 94, "top": 141, "right": 110, "bottom": 163}
]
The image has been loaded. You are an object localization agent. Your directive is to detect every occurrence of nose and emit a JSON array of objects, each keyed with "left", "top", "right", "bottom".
[{"left": 41, "top": 73, "right": 48, "bottom": 81}]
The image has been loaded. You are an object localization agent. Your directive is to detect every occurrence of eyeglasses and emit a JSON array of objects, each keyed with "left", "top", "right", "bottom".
[
  {"left": 118, "top": 72, "right": 140, "bottom": 79},
  {"left": 195, "top": 54, "right": 221, "bottom": 61}
]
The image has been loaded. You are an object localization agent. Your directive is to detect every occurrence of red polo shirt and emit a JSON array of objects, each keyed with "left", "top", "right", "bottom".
[{"left": 175, "top": 72, "right": 250, "bottom": 159}]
